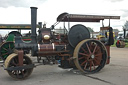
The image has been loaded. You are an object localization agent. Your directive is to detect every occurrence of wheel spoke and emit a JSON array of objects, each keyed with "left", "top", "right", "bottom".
[
  {"left": 96, "top": 46, "right": 100, "bottom": 51},
  {"left": 81, "top": 47, "right": 88, "bottom": 53},
  {"left": 92, "top": 44, "right": 97, "bottom": 54},
  {"left": 89, "top": 43, "right": 93, "bottom": 51},
  {"left": 94, "top": 59, "right": 100, "bottom": 65},
  {"left": 3, "top": 47, "right": 7, "bottom": 51},
  {"left": 84, "top": 62, "right": 88, "bottom": 70},
  {"left": 89, "top": 61, "right": 92, "bottom": 71},
  {"left": 86, "top": 43, "right": 91, "bottom": 54},
  {"left": 11, "top": 59, "right": 19, "bottom": 66},
  {"left": 16, "top": 71, "right": 21, "bottom": 79},
  {"left": 12, "top": 62, "right": 18, "bottom": 66},
  {"left": 2, "top": 53, "right": 8, "bottom": 56},
  {"left": 78, "top": 57, "right": 85, "bottom": 60},
  {"left": 21, "top": 70, "right": 25, "bottom": 78},
  {"left": 95, "top": 57, "right": 102, "bottom": 63},
  {"left": 92, "top": 61, "right": 95, "bottom": 70},
  {"left": 79, "top": 52, "right": 90, "bottom": 57},
  {"left": 1, "top": 50, "right": 6, "bottom": 52},
  {"left": 80, "top": 60, "right": 87, "bottom": 66},
  {"left": 9, "top": 44, "right": 11, "bottom": 49},
  {"left": 95, "top": 53, "right": 102, "bottom": 57}
]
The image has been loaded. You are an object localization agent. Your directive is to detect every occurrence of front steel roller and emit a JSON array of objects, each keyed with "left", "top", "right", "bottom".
[
  {"left": 116, "top": 40, "right": 125, "bottom": 48},
  {"left": 74, "top": 39, "right": 108, "bottom": 73},
  {"left": 4, "top": 53, "right": 33, "bottom": 79}
]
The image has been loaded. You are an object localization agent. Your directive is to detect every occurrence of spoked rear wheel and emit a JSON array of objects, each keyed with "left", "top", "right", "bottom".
[
  {"left": 5, "top": 53, "right": 33, "bottom": 79},
  {"left": 74, "top": 39, "right": 108, "bottom": 73}
]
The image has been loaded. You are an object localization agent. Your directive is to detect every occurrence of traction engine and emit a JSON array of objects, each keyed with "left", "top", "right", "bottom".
[{"left": 3, "top": 7, "right": 120, "bottom": 79}]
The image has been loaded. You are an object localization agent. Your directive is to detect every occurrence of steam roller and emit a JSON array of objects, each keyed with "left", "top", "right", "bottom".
[
  {"left": 3, "top": 7, "right": 120, "bottom": 79},
  {"left": 0, "top": 31, "right": 21, "bottom": 61},
  {"left": 116, "top": 40, "right": 125, "bottom": 48}
]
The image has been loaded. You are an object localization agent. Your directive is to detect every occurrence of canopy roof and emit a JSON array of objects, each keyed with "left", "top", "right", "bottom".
[
  {"left": 0, "top": 24, "right": 39, "bottom": 29},
  {"left": 57, "top": 13, "right": 120, "bottom": 22}
]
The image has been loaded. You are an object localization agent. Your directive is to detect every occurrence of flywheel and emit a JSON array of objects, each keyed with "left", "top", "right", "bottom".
[
  {"left": 74, "top": 39, "right": 108, "bottom": 73},
  {"left": 68, "top": 24, "right": 90, "bottom": 48}
]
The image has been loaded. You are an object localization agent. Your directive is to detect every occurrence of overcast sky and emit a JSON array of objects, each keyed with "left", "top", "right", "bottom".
[{"left": 0, "top": 0, "right": 128, "bottom": 36}]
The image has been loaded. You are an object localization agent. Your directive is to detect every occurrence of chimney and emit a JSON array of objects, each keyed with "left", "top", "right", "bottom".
[{"left": 30, "top": 7, "right": 38, "bottom": 44}]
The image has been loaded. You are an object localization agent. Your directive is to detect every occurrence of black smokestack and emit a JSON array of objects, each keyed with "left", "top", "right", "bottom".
[{"left": 30, "top": 7, "right": 38, "bottom": 44}]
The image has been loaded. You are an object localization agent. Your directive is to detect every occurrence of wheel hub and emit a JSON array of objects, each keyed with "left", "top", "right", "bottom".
[
  {"left": 91, "top": 54, "right": 95, "bottom": 59},
  {"left": 8, "top": 49, "right": 13, "bottom": 54},
  {"left": 87, "top": 54, "right": 95, "bottom": 61}
]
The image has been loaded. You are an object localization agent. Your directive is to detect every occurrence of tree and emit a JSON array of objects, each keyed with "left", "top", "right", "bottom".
[
  {"left": 113, "top": 29, "right": 119, "bottom": 32},
  {"left": 87, "top": 27, "right": 94, "bottom": 33},
  {"left": 123, "top": 21, "right": 128, "bottom": 30}
]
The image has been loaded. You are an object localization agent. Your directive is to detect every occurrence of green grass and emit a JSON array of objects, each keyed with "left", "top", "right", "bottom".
[
  {"left": 111, "top": 40, "right": 117, "bottom": 47},
  {"left": 125, "top": 43, "right": 128, "bottom": 47}
]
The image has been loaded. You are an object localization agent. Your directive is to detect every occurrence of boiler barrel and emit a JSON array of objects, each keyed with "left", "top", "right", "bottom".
[{"left": 38, "top": 44, "right": 67, "bottom": 52}]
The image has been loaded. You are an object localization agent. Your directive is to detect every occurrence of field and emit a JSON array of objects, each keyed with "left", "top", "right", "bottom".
[{"left": 111, "top": 40, "right": 128, "bottom": 47}]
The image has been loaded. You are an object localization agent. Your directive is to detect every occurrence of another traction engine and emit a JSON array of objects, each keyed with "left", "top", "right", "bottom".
[{"left": 4, "top": 7, "right": 120, "bottom": 79}]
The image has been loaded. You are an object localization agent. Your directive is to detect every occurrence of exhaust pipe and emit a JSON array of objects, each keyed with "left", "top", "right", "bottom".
[
  {"left": 30, "top": 7, "right": 38, "bottom": 56},
  {"left": 30, "top": 7, "right": 38, "bottom": 44}
]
